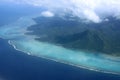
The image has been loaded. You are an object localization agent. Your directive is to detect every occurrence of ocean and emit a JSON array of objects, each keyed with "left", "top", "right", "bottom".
[
  {"left": 0, "top": 39, "right": 120, "bottom": 80},
  {"left": 0, "top": 2, "right": 120, "bottom": 80}
]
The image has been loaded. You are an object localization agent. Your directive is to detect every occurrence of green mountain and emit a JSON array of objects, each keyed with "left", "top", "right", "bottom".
[{"left": 26, "top": 16, "right": 120, "bottom": 56}]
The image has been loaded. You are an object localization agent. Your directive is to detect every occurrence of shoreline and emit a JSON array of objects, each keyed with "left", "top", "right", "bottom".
[
  {"left": 8, "top": 39, "right": 120, "bottom": 75},
  {"left": 0, "top": 15, "right": 120, "bottom": 76}
]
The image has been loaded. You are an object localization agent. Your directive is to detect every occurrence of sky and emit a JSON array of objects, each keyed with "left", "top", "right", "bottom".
[{"left": 1, "top": 0, "right": 120, "bottom": 23}]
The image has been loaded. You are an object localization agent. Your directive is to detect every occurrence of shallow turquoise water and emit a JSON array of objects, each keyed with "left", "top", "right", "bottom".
[{"left": 0, "top": 16, "right": 120, "bottom": 75}]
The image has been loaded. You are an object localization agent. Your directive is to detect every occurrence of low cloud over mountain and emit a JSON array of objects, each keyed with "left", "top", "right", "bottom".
[{"left": 2, "top": 0, "right": 120, "bottom": 23}]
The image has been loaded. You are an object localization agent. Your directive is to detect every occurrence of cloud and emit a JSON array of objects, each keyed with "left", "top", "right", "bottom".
[
  {"left": 1, "top": 0, "right": 120, "bottom": 23},
  {"left": 83, "top": 9, "right": 101, "bottom": 23},
  {"left": 41, "top": 11, "right": 54, "bottom": 17}
]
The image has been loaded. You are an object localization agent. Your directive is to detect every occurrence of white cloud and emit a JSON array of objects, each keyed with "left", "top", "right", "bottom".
[
  {"left": 41, "top": 11, "right": 54, "bottom": 17},
  {"left": 83, "top": 9, "right": 101, "bottom": 23},
  {"left": 2, "top": 0, "right": 120, "bottom": 23}
]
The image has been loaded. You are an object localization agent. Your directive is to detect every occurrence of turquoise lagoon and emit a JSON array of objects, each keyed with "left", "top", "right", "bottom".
[{"left": 0, "top": 16, "right": 120, "bottom": 75}]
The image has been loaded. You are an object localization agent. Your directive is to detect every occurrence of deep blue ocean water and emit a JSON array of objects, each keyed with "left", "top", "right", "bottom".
[
  {"left": 0, "top": 2, "right": 120, "bottom": 80},
  {"left": 0, "top": 39, "right": 120, "bottom": 80}
]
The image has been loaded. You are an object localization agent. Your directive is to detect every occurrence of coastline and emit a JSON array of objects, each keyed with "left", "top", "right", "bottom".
[
  {"left": 8, "top": 39, "right": 120, "bottom": 75},
  {"left": 0, "top": 15, "right": 120, "bottom": 76}
]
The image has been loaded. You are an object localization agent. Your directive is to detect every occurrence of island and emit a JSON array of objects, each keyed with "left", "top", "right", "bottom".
[{"left": 26, "top": 15, "right": 120, "bottom": 56}]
